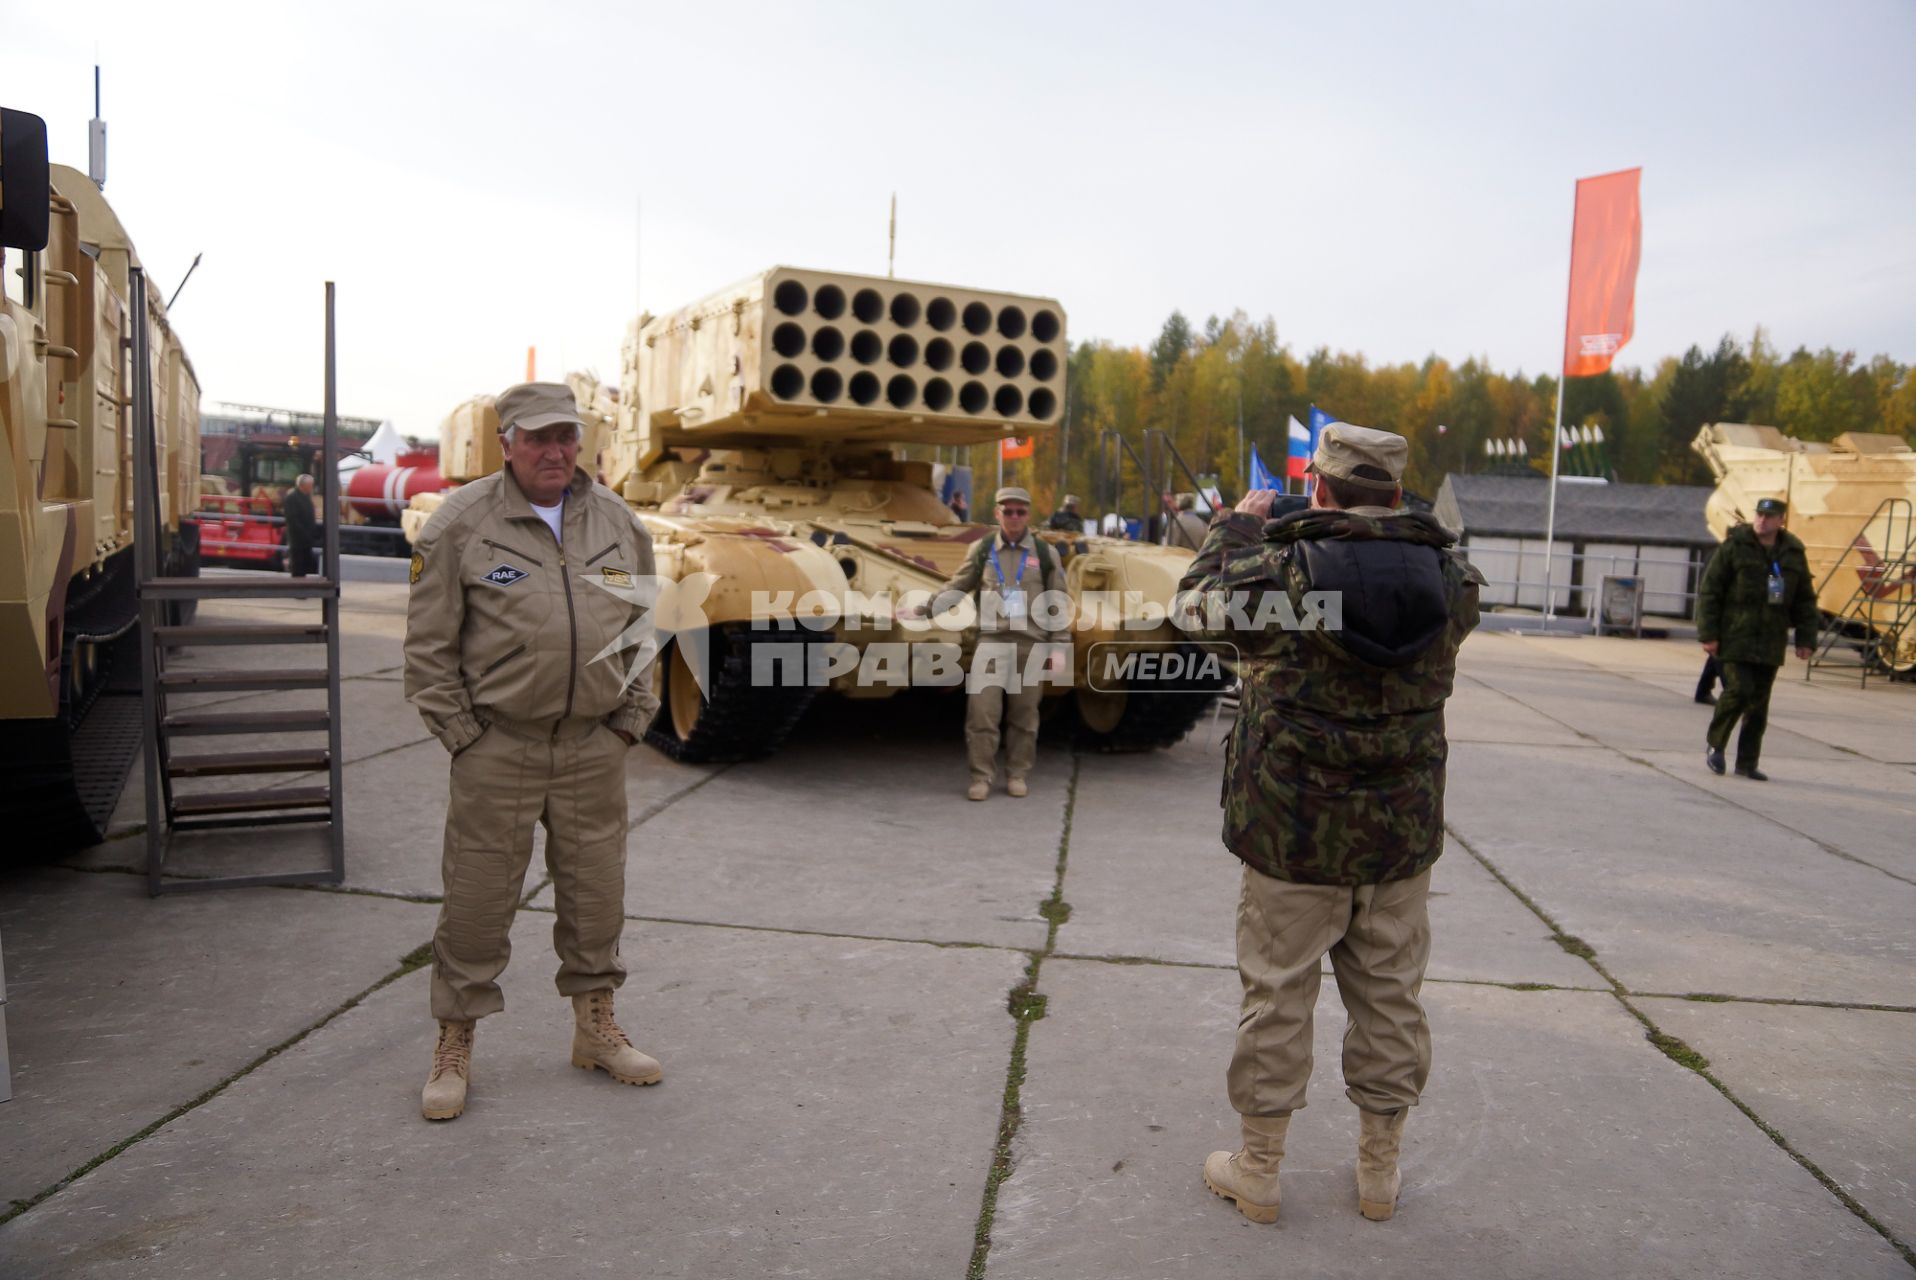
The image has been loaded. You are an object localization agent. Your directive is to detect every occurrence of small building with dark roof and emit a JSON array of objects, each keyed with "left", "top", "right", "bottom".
[{"left": 1433, "top": 473, "right": 1719, "bottom": 618}]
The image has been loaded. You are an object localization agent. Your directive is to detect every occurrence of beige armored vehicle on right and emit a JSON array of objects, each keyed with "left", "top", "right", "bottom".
[{"left": 1693, "top": 423, "right": 1916, "bottom": 672}]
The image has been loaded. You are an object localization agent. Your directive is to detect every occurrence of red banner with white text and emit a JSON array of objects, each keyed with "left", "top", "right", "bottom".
[{"left": 1562, "top": 167, "right": 1641, "bottom": 378}]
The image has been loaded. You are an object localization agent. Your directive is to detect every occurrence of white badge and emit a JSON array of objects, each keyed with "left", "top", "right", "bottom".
[{"left": 1001, "top": 588, "right": 1027, "bottom": 619}]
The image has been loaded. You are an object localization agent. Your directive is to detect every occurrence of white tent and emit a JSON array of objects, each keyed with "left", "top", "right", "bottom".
[{"left": 363, "top": 420, "right": 404, "bottom": 465}]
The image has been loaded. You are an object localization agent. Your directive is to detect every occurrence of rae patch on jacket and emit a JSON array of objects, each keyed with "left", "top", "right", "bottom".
[{"left": 483, "top": 563, "right": 529, "bottom": 587}]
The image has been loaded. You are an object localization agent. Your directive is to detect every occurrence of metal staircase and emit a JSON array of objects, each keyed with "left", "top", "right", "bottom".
[
  {"left": 1807, "top": 497, "right": 1916, "bottom": 687},
  {"left": 131, "top": 273, "right": 347, "bottom": 893}
]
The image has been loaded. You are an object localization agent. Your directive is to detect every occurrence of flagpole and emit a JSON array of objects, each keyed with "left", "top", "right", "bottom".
[
  {"left": 1541, "top": 178, "right": 1580, "bottom": 627},
  {"left": 1543, "top": 379, "right": 1564, "bottom": 623},
  {"left": 1236, "top": 388, "right": 1245, "bottom": 497}
]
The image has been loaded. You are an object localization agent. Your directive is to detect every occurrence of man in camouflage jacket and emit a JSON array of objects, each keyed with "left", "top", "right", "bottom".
[
  {"left": 1696, "top": 496, "right": 1818, "bottom": 780},
  {"left": 1177, "top": 423, "right": 1482, "bottom": 1226}
]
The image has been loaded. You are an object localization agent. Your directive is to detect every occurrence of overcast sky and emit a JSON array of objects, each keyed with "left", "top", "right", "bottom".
[{"left": 8, "top": 0, "right": 1912, "bottom": 436}]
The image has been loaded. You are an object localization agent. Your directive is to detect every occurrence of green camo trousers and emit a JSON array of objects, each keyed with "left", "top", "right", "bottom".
[
  {"left": 430, "top": 717, "right": 629, "bottom": 1023},
  {"left": 1706, "top": 660, "right": 1778, "bottom": 771},
  {"left": 1229, "top": 865, "right": 1432, "bottom": 1118}
]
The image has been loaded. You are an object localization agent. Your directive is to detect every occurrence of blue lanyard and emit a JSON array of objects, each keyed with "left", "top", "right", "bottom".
[{"left": 991, "top": 541, "right": 1029, "bottom": 587}]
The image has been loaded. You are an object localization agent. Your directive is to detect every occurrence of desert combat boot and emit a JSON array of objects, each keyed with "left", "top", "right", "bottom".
[
  {"left": 420, "top": 1020, "right": 474, "bottom": 1121},
  {"left": 571, "top": 990, "right": 663, "bottom": 1086},
  {"left": 1356, "top": 1108, "right": 1408, "bottom": 1220},
  {"left": 1202, "top": 1114, "right": 1290, "bottom": 1223}
]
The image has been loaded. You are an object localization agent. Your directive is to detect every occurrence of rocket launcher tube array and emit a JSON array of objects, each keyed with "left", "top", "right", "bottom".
[{"left": 622, "top": 267, "right": 1066, "bottom": 462}]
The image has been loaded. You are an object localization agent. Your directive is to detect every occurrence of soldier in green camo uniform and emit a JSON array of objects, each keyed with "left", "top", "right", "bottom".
[
  {"left": 1696, "top": 496, "right": 1818, "bottom": 781},
  {"left": 1176, "top": 423, "right": 1482, "bottom": 1227}
]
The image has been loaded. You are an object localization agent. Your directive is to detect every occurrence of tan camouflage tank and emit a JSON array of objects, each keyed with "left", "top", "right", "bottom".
[
  {"left": 409, "top": 267, "right": 1220, "bottom": 761},
  {"left": 1692, "top": 423, "right": 1916, "bottom": 672},
  {"left": 1, "top": 112, "right": 203, "bottom": 846}
]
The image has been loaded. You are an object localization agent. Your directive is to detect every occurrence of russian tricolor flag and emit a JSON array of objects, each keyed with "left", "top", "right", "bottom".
[{"left": 1285, "top": 415, "right": 1311, "bottom": 479}]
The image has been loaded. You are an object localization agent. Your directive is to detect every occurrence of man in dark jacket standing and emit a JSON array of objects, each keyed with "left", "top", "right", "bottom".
[
  {"left": 1696, "top": 496, "right": 1818, "bottom": 780},
  {"left": 282, "top": 473, "right": 319, "bottom": 577},
  {"left": 1177, "top": 423, "right": 1482, "bottom": 1226}
]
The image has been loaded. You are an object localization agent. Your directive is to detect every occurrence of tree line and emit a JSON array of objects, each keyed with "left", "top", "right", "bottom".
[{"left": 962, "top": 313, "right": 1915, "bottom": 515}]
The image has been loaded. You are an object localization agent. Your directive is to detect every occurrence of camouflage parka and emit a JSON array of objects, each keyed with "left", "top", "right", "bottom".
[
  {"left": 1695, "top": 523, "right": 1819, "bottom": 667},
  {"left": 1177, "top": 507, "right": 1483, "bottom": 886}
]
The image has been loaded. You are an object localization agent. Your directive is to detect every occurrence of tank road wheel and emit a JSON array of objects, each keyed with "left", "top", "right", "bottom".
[
  {"left": 1074, "top": 686, "right": 1128, "bottom": 735},
  {"left": 645, "top": 623, "right": 826, "bottom": 763},
  {"left": 668, "top": 640, "right": 704, "bottom": 741},
  {"left": 1070, "top": 642, "right": 1229, "bottom": 752}
]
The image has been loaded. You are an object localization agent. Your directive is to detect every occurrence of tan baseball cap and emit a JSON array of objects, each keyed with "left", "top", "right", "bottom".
[
  {"left": 1061, "top": 493, "right": 1081, "bottom": 507},
  {"left": 495, "top": 382, "right": 585, "bottom": 434},
  {"left": 1310, "top": 422, "right": 1406, "bottom": 490},
  {"left": 994, "top": 486, "right": 1032, "bottom": 506}
]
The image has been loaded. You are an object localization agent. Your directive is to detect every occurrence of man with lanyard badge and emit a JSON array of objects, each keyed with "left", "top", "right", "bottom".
[
  {"left": 909, "top": 486, "right": 1069, "bottom": 800},
  {"left": 1696, "top": 495, "right": 1818, "bottom": 781}
]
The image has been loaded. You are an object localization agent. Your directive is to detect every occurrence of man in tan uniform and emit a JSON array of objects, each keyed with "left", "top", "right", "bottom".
[
  {"left": 1170, "top": 492, "right": 1211, "bottom": 549},
  {"left": 404, "top": 382, "right": 662, "bottom": 1121},
  {"left": 911, "top": 486, "right": 1069, "bottom": 800}
]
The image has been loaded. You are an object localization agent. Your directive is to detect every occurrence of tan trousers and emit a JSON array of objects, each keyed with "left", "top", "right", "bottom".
[
  {"left": 1228, "top": 865, "right": 1432, "bottom": 1117},
  {"left": 429, "top": 716, "right": 630, "bottom": 1023},
  {"left": 966, "top": 635, "right": 1044, "bottom": 783}
]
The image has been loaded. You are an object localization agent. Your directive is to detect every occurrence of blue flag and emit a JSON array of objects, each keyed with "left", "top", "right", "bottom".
[
  {"left": 1249, "top": 445, "right": 1279, "bottom": 491},
  {"left": 1308, "top": 404, "right": 1337, "bottom": 449}
]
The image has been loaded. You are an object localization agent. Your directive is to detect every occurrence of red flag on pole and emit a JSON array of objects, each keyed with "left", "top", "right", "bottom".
[
  {"left": 1000, "top": 436, "right": 1034, "bottom": 460},
  {"left": 1562, "top": 167, "right": 1641, "bottom": 377}
]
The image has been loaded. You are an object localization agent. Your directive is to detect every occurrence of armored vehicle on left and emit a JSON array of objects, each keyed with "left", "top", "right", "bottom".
[{"left": 0, "top": 109, "right": 202, "bottom": 848}]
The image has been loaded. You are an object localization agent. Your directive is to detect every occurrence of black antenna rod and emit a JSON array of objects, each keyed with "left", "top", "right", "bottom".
[{"left": 166, "top": 253, "right": 202, "bottom": 311}]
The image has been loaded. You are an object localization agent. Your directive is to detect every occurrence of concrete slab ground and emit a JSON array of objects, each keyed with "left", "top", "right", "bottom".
[
  {"left": 531, "top": 735, "right": 1071, "bottom": 951},
  {"left": 0, "top": 914, "right": 1023, "bottom": 1280},
  {"left": 987, "top": 961, "right": 1906, "bottom": 1280},
  {"left": 2, "top": 578, "right": 1910, "bottom": 1277},
  {"left": 1641, "top": 996, "right": 1916, "bottom": 1251},
  {"left": 1448, "top": 742, "right": 1916, "bottom": 1006},
  {"left": 0, "top": 869, "right": 435, "bottom": 1210},
  {"left": 1057, "top": 739, "right": 1596, "bottom": 989}
]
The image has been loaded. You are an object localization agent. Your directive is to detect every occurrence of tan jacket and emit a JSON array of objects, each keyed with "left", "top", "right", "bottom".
[
  {"left": 1171, "top": 510, "right": 1211, "bottom": 550},
  {"left": 404, "top": 466, "right": 660, "bottom": 754},
  {"left": 928, "top": 530, "right": 1070, "bottom": 636}
]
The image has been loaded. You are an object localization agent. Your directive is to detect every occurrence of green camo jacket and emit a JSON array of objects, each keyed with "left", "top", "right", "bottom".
[
  {"left": 1695, "top": 524, "right": 1819, "bottom": 667},
  {"left": 1177, "top": 508, "right": 1483, "bottom": 886}
]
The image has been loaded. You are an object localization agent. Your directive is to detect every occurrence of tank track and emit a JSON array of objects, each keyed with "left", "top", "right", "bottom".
[
  {"left": 645, "top": 623, "right": 829, "bottom": 763},
  {"left": 1074, "top": 687, "right": 1222, "bottom": 752},
  {"left": 1071, "top": 642, "right": 1230, "bottom": 753}
]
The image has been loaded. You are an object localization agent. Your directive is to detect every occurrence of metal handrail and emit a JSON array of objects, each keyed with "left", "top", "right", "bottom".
[
  {"left": 1145, "top": 429, "right": 1227, "bottom": 549},
  {"left": 1098, "top": 430, "right": 1154, "bottom": 540},
  {"left": 1807, "top": 497, "right": 1915, "bottom": 686},
  {"left": 1811, "top": 497, "right": 1913, "bottom": 602}
]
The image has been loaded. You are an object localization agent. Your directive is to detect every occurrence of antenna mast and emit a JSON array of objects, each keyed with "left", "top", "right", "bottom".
[{"left": 88, "top": 65, "right": 107, "bottom": 188}]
